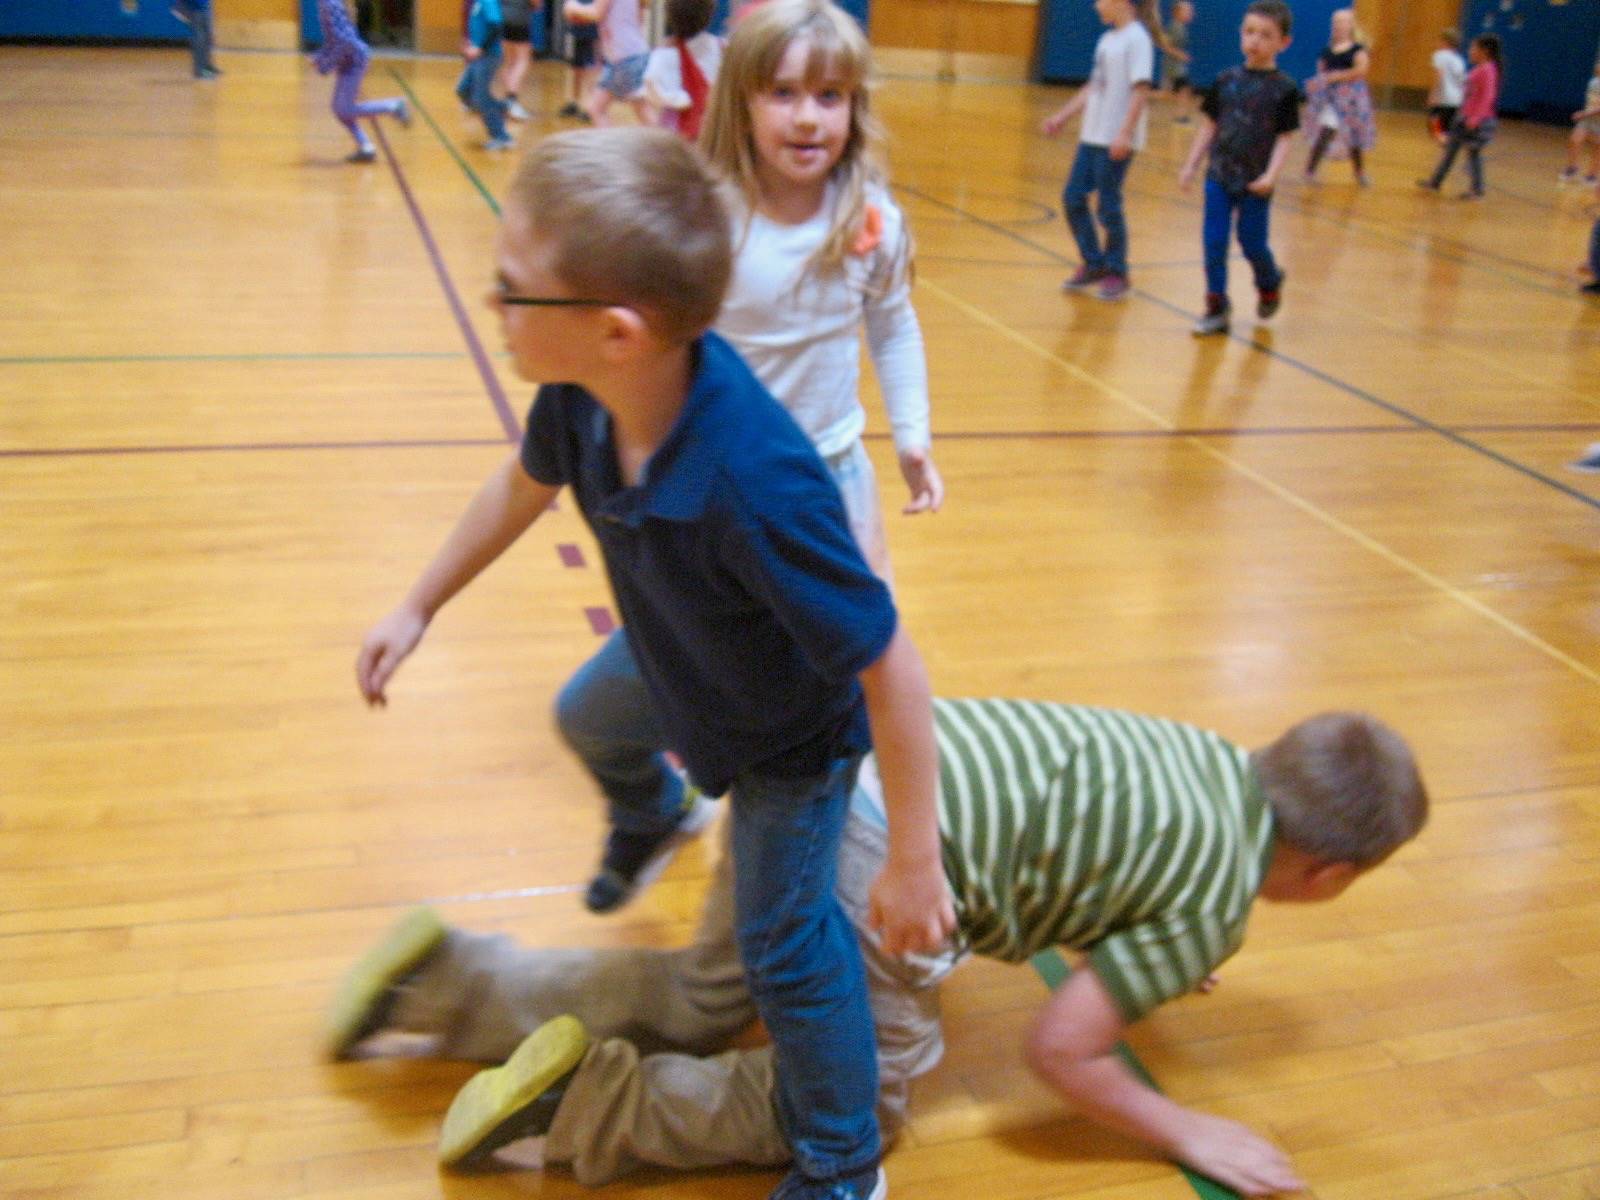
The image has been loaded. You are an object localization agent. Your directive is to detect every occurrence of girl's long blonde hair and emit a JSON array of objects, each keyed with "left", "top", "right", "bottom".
[{"left": 699, "top": 0, "right": 889, "bottom": 276}]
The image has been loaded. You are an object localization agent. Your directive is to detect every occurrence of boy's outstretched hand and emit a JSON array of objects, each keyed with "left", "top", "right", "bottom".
[
  {"left": 1172, "top": 1113, "right": 1306, "bottom": 1197},
  {"left": 898, "top": 446, "right": 945, "bottom": 514},
  {"left": 356, "top": 606, "right": 429, "bottom": 707}
]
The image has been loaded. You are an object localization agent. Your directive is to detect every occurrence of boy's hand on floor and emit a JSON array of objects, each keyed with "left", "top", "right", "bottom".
[{"left": 1171, "top": 1113, "right": 1305, "bottom": 1197}]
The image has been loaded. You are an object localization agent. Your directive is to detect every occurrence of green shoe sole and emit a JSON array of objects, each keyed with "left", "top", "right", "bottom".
[
  {"left": 438, "top": 1015, "right": 590, "bottom": 1169},
  {"left": 325, "top": 906, "right": 446, "bottom": 1059}
]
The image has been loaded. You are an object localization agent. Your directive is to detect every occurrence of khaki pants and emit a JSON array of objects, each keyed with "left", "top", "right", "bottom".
[{"left": 390, "top": 810, "right": 960, "bottom": 1185}]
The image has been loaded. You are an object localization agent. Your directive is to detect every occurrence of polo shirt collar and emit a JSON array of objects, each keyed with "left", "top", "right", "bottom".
[{"left": 627, "top": 335, "right": 741, "bottom": 524}]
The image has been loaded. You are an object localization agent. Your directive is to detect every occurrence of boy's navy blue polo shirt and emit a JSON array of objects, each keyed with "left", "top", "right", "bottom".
[{"left": 520, "top": 332, "right": 897, "bottom": 797}]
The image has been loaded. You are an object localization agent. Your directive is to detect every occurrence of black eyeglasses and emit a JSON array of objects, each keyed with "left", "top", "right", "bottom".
[
  {"left": 493, "top": 278, "right": 619, "bottom": 308},
  {"left": 497, "top": 294, "right": 619, "bottom": 307}
]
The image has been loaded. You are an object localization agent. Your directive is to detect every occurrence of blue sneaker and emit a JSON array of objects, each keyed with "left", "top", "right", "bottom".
[{"left": 770, "top": 1165, "right": 887, "bottom": 1200}]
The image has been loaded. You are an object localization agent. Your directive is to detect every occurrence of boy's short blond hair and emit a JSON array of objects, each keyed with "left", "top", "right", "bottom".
[
  {"left": 1254, "top": 712, "right": 1428, "bottom": 867},
  {"left": 506, "top": 128, "right": 732, "bottom": 344}
]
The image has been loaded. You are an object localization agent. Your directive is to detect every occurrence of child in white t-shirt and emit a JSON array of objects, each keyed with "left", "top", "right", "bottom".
[
  {"left": 1561, "top": 59, "right": 1600, "bottom": 184},
  {"left": 1428, "top": 28, "right": 1465, "bottom": 144},
  {"left": 642, "top": 0, "right": 723, "bottom": 140},
  {"left": 1040, "top": 0, "right": 1154, "bottom": 302}
]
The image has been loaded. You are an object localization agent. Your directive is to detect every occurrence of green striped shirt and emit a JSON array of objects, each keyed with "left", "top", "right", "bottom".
[{"left": 933, "top": 699, "right": 1275, "bottom": 1023}]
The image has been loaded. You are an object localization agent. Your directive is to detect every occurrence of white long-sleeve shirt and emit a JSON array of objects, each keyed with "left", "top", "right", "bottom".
[{"left": 715, "top": 183, "right": 931, "bottom": 458}]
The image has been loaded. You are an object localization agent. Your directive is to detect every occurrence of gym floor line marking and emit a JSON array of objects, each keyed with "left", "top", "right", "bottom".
[
  {"left": 12, "top": 422, "right": 1600, "bottom": 461},
  {"left": 898, "top": 182, "right": 1600, "bottom": 516},
  {"left": 388, "top": 66, "right": 501, "bottom": 216},
  {"left": 0, "top": 351, "right": 468, "bottom": 366},
  {"left": 373, "top": 119, "right": 517, "bottom": 441},
  {"left": 919, "top": 275, "right": 1600, "bottom": 690},
  {"left": 1030, "top": 950, "right": 1242, "bottom": 1200},
  {"left": 0, "top": 436, "right": 510, "bottom": 460}
]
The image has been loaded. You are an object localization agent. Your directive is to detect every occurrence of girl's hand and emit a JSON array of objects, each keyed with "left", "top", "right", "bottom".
[
  {"left": 1170, "top": 1113, "right": 1305, "bottom": 1197},
  {"left": 1178, "top": 164, "right": 1197, "bottom": 191},
  {"left": 1041, "top": 110, "right": 1068, "bottom": 138},
  {"left": 898, "top": 447, "right": 944, "bottom": 514},
  {"left": 1246, "top": 174, "right": 1275, "bottom": 196}
]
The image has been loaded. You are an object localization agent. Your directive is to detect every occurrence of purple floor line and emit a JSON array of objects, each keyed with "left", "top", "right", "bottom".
[
  {"left": 373, "top": 121, "right": 519, "bottom": 443},
  {"left": 558, "top": 544, "right": 586, "bottom": 568},
  {"left": 585, "top": 607, "right": 616, "bottom": 635}
]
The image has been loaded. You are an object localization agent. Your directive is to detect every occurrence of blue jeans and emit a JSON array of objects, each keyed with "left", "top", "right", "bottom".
[
  {"left": 456, "top": 38, "right": 508, "bottom": 140},
  {"left": 1203, "top": 176, "right": 1281, "bottom": 298},
  {"left": 555, "top": 630, "right": 881, "bottom": 1179},
  {"left": 1590, "top": 217, "right": 1600, "bottom": 280},
  {"left": 1064, "top": 144, "right": 1133, "bottom": 277}
]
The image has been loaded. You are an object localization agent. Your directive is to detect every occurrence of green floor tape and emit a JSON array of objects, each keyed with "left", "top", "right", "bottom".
[{"left": 1030, "top": 949, "right": 1241, "bottom": 1200}]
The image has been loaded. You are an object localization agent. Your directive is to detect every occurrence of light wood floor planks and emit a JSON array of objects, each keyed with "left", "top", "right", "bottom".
[{"left": 2, "top": 39, "right": 1598, "bottom": 1200}]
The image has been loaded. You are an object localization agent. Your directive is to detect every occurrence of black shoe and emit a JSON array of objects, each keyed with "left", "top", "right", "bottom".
[
  {"left": 1192, "top": 294, "right": 1231, "bottom": 336},
  {"left": 584, "top": 790, "right": 717, "bottom": 913},
  {"left": 1582, "top": 280, "right": 1600, "bottom": 296},
  {"left": 1257, "top": 273, "right": 1284, "bottom": 320},
  {"left": 557, "top": 100, "right": 583, "bottom": 118}
]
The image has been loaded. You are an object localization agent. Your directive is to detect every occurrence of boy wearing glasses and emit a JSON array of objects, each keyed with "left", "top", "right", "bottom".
[{"left": 353, "top": 128, "right": 952, "bottom": 1200}]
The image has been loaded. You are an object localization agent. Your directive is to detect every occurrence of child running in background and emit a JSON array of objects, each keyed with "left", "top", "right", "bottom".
[
  {"left": 170, "top": 0, "right": 221, "bottom": 79},
  {"left": 1418, "top": 33, "right": 1501, "bottom": 199},
  {"left": 1179, "top": 0, "right": 1300, "bottom": 336},
  {"left": 1561, "top": 58, "right": 1600, "bottom": 184},
  {"left": 458, "top": 0, "right": 515, "bottom": 149},
  {"left": 1303, "top": 7, "right": 1375, "bottom": 187},
  {"left": 1040, "top": 0, "right": 1155, "bottom": 303},
  {"left": 563, "top": 0, "right": 651, "bottom": 126},
  {"left": 642, "top": 0, "right": 722, "bottom": 140},
  {"left": 558, "top": 12, "right": 601, "bottom": 120},
  {"left": 314, "top": 0, "right": 410, "bottom": 163},
  {"left": 704, "top": 0, "right": 943, "bottom": 577},
  {"left": 1428, "top": 28, "right": 1465, "bottom": 144},
  {"left": 497, "top": 0, "right": 537, "bottom": 121},
  {"left": 1163, "top": 0, "right": 1196, "bottom": 123}
]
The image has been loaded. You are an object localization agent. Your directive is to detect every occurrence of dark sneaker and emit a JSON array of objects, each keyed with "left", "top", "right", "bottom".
[
  {"left": 1257, "top": 273, "right": 1284, "bottom": 319},
  {"left": 325, "top": 907, "right": 446, "bottom": 1058},
  {"left": 1061, "top": 265, "right": 1105, "bottom": 292},
  {"left": 1582, "top": 281, "right": 1600, "bottom": 296},
  {"left": 1415, "top": 178, "right": 1439, "bottom": 191},
  {"left": 584, "top": 789, "right": 718, "bottom": 913},
  {"left": 769, "top": 1164, "right": 887, "bottom": 1200},
  {"left": 557, "top": 100, "right": 583, "bottom": 118},
  {"left": 1095, "top": 273, "right": 1130, "bottom": 302},
  {"left": 1570, "top": 442, "right": 1600, "bottom": 473},
  {"left": 346, "top": 145, "right": 378, "bottom": 164},
  {"left": 1192, "top": 295, "right": 1231, "bottom": 337},
  {"left": 438, "top": 1015, "right": 589, "bottom": 1169},
  {"left": 394, "top": 99, "right": 411, "bottom": 129}
]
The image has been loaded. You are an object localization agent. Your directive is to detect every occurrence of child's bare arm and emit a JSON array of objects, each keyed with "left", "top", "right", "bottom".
[
  {"left": 1026, "top": 969, "right": 1305, "bottom": 1197},
  {"left": 1177, "top": 115, "right": 1215, "bottom": 188},
  {"left": 859, "top": 627, "right": 955, "bottom": 957},
  {"left": 1042, "top": 89, "right": 1090, "bottom": 137},
  {"left": 356, "top": 453, "right": 557, "bottom": 706}
]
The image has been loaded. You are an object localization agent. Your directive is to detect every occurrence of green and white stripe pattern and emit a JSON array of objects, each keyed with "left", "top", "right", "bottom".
[{"left": 934, "top": 699, "right": 1275, "bottom": 1023}]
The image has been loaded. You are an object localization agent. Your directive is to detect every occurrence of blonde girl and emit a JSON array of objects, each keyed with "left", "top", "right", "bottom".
[
  {"left": 1303, "top": 7, "right": 1377, "bottom": 186},
  {"left": 701, "top": 0, "right": 941, "bottom": 581}
]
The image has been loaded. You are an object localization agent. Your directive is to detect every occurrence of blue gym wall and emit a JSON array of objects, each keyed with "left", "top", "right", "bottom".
[
  {"left": 1459, "top": 0, "right": 1600, "bottom": 121},
  {"left": 0, "top": 0, "right": 190, "bottom": 40},
  {"left": 1037, "top": 0, "right": 1341, "bottom": 88}
]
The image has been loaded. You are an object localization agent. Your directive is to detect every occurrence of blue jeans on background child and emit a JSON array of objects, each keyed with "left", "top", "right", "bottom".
[
  {"left": 554, "top": 629, "right": 882, "bottom": 1184},
  {"left": 1064, "top": 144, "right": 1133, "bottom": 278},
  {"left": 1203, "top": 176, "right": 1282, "bottom": 297},
  {"left": 456, "top": 36, "right": 509, "bottom": 141}
]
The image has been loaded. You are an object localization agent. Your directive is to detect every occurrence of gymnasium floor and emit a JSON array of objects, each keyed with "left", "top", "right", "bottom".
[{"left": 3, "top": 41, "right": 1599, "bottom": 1200}]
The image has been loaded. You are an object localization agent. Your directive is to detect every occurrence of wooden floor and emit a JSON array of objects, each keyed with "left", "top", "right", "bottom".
[{"left": 3, "top": 42, "right": 1599, "bottom": 1200}]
